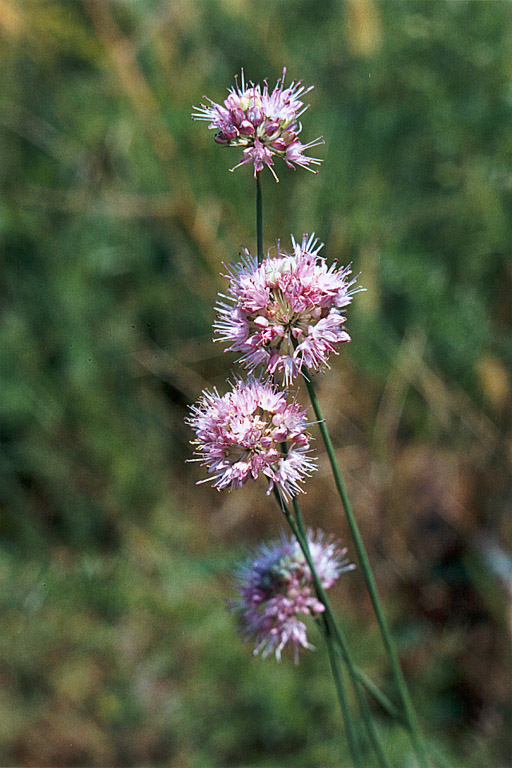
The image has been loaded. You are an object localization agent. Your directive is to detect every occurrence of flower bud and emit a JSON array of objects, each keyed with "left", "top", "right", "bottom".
[
  {"left": 265, "top": 121, "right": 280, "bottom": 138},
  {"left": 230, "top": 108, "right": 244, "bottom": 126},
  {"left": 272, "top": 426, "right": 288, "bottom": 442},
  {"left": 225, "top": 94, "right": 238, "bottom": 110},
  {"left": 214, "top": 132, "right": 229, "bottom": 145},
  {"left": 223, "top": 125, "right": 239, "bottom": 140},
  {"left": 239, "top": 120, "right": 255, "bottom": 136},
  {"left": 271, "top": 138, "right": 287, "bottom": 151},
  {"left": 247, "top": 106, "right": 264, "bottom": 126}
]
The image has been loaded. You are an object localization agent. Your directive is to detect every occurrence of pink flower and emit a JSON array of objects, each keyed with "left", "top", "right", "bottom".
[
  {"left": 230, "top": 529, "right": 355, "bottom": 662},
  {"left": 192, "top": 68, "right": 323, "bottom": 180},
  {"left": 215, "top": 234, "right": 359, "bottom": 384},
  {"left": 187, "top": 377, "right": 315, "bottom": 500}
]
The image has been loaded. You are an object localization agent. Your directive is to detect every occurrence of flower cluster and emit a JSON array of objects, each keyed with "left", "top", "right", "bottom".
[
  {"left": 189, "top": 72, "right": 356, "bottom": 663},
  {"left": 187, "top": 377, "right": 315, "bottom": 500},
  {"left": 215, "top": 234, "right": 358, "bottom": 384},
  {"left": 231, "top": 529, "right": 355, "bottom": 662},
  {"left": 192, "top": 68, "right": 323, "bottom": 179}
]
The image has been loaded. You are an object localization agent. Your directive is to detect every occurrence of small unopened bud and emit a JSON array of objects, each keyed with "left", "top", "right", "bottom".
[
  {"left": 271, "top": 138, "right": 287, "bottom": 151},
  {"left": 239, "top": 120, "right": 255, "bottom": 136},
  {"left": 223, "top": 125, "right": 239, "bottom": 140},
  {"left": 253, "top": 316, "right": 269, "bottom": 328},
  {"left": 247, "top": 106, "right": 264, "bottom": 126},
  {"left": 230, "top": 108, "right": 244, "bottom": 126},
  {"left": 265, "top": 121, "right": 280, "bottom": 138},
  {"left": 214, "top": 132, "right": 229, "bottom": 145}
]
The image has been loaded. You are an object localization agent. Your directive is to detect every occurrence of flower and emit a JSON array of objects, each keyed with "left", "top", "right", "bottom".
[
  {"left": 187, "top": 377, "right": 315, "bottom": 500},
  {"left": 215, "top": 234, "right": 359, "bottom": 384},
  {"left": 192, "top": 68, "right": 323, "bottom": 179},
  {"left": 230, "top": 529, "right": 355, "bottom": 662}
]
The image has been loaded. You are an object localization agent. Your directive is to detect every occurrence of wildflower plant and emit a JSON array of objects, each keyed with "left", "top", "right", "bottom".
[{"left": 190, "top": 69, "right": 438, "bottom": 768}]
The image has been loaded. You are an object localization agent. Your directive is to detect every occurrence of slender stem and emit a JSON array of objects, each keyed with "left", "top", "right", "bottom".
[
  {"left": 256, "top": 173, "right": 263, "bottom": 263},
  {"left": 323, "top": 615, "right": 364, "bottom": 768},
  {"left": 278, "top": 492, "right": 450, "bottom": 768},
  {"left": 291, "top": 498, "right": 392, "bottom": 768},
  {"left": 274, "top": 486, "right": 362, "bottom": 768},
  {"left": 303, "top": 374, "right": 430, "bottom": 768},
  {"left": 272, "top": 489, "right": 394, "bottom": 713},
  {"left": 292, "top": 495, "right": 307, "bottom": 540}
]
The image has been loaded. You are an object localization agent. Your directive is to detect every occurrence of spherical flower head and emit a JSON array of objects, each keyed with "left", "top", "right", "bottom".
[
  {"left": 230, "top": 529, "right": 355, "bottom": 662},
  {"left": 192, "top": 68, "right": 324, "bottom": 180},
  {"left": 215, "top": 234, "right": 360, "bottom": 384},
  {"left": 186, "top": 377, "right": 316, "bottom": 500}
]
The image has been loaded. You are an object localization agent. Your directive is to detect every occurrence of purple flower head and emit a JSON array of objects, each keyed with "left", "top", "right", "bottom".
[
  {"left": 192, "top": 68, "right": 324, "bottom": 180},
  {"left": 187, "top": 377, "right": 315, "bottom": 500},
  {"left": 215, "top": 234, "right": 360, "bottom": 384},
  {"left": 231, "top": 529, "right": 355, "bottom": 662}
]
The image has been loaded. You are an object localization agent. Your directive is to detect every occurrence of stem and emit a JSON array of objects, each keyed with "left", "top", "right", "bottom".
[
  {"left": 303, "top": 374, "right": 430, "bottom": 767},
  {"left": 324, "top": 617, "right": 364, "bottom": 768},
  {"left": 291, "top": 498, "right": 392, "bottom": 768},
  {"left": 256, "top": 173, "right": 263, "bottom": 263},
  {"left": 279, "top": 494, "right": 362, "bottom": 767},
  {"left": 272, "top": 490, "right": 396, "bottom": 715}
]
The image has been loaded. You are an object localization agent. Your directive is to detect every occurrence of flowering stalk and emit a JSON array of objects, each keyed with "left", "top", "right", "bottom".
[
  {"left": 265, "top": 490, "right": 363, "bottom": 766},
  {"left": 190, "top": 67, "right": 443, "bottom": 768},
  {"left": 301, "top": 374, "right": 430, "bottom": 768},
  {"left": 256, "top": 174, "right": 263, "bottom": 263},
  {"left": 251, "top": 134, "right": 427, "bottom": 765},
  {"left": 323, "top": 619, "right": 364, "bottom": 768},
  {"left": 282, "top": 493, "right": 393, "bottom": 768}
]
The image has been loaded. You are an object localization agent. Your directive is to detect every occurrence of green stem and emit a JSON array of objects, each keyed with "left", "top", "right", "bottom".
[
  {"left": 291, "top": 498, "right": 392, "bottom": 768},
  {"left": 303, "top": 375, "right": 430, "bottom": 768},
  {"left": 256, "top": 173, "right": 263, "bottom": 263},
  {"left": 276, "top": 494, "right": 362, "bottom": 767},
  {"left": 277, "top": 492, "right": 450, "bottom": 768},
  {"left": 274, "top": 486, "right": 362, "bottom": 768},
  {"left": 324, "top": 617, "right": 364, "bottom": 768}
]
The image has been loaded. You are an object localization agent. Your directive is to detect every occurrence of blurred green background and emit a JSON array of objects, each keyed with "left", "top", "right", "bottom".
[{"left": 1, "top": 0, "right": 511, "bottom": 766}]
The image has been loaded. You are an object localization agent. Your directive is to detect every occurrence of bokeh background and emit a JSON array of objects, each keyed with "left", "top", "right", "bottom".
[{"left": 1, "top": 0, "right": 511, "bottom": 766}]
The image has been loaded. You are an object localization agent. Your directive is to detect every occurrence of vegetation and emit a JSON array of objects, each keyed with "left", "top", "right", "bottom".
[{"left": 1, "top": 1, "right": 511, "bottom": 765}]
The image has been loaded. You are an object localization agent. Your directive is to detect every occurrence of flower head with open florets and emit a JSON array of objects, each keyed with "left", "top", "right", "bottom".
[
  {"left": 215, "top": 234, "right": 360, "bottom": 385},
  {"left": 231, "top": 529, "right": 355, "bottom": 662},
  {"left": 187, "top": 377, "right": 316, "bottom": 500},
  {"left": 192, "top": 68, "right": 324, "bottom": 180}
]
